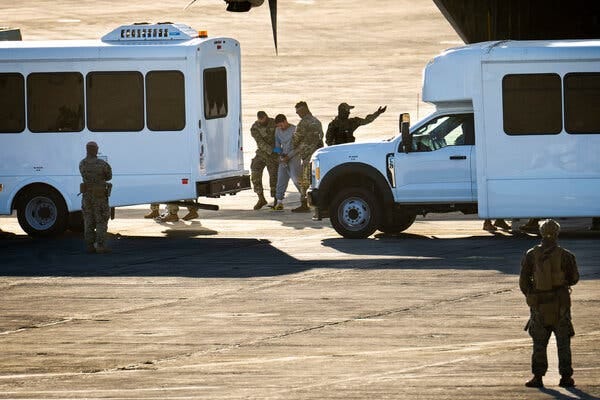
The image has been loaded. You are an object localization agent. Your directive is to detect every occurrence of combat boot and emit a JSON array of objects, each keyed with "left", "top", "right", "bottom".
[
  {"left": 493, "top": 219, "right": 511, "bottom": 231},
  {"left": 291, "top": 200, "right": 310, "bottom": 213},
  {"left": 182, "top": 209, "right": 199, "bottom": 221},
  {"left": 253, "top": 193, "right": 268, "bottom": 210},
  {"left": 482, "top": 219, "right": 497, "bottom": 232},
  {"left": 559, "top": 376, "right": 575, "bottom": 388},
  {"left": 144, "top": 209, "right": 159, "bottom": 219},
  {"left": 525, "top": 375, "right": 544, "bottom": 388},
  {"left": 520, "top": 219, "right": 540, "bottom": 233},
  {"left": 95, "top": 245, "right": 111, "bottom": 254},
  {"left": 160, "top": 213, "right": 179, "bottom": 222},
  {"left": 85, "top": 244, "right": 96, "bottom": 254}
]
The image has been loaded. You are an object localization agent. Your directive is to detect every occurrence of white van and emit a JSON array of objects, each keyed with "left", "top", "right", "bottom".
[
  {"left": 308, "top": 40, "right": 600, "bottom": 238},
  {"left": 0, "top": 23, "right": 250, "bottom": 236}
]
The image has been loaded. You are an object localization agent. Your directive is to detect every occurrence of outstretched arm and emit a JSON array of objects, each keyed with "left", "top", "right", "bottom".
[{"left": 360, "top": 105, "right": 387, "bottom": 126}]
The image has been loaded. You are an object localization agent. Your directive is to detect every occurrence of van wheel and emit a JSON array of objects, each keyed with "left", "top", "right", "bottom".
[
  {"left": 379, "top": 211, "right": 416, "bottom": 234},
  {"left": 16, "top": 187, "right": 68, "bottom": 237},
  {"left": 329, "top": 187, "right": 380, "bottom": 239}
]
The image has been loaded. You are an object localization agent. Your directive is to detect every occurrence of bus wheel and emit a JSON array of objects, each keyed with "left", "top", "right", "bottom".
[{"left": 16, "top": 187, "right": 68, "bottom": 237}]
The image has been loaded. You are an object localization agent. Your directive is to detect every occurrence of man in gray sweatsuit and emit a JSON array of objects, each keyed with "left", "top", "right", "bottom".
[{"left": 272, "top": 114, "right": 302, "bottom": 211}]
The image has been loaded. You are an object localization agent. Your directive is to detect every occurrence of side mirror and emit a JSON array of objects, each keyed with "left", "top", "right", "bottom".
[{"left": 400, "top": 113, "right": 411, "bottom": 153}]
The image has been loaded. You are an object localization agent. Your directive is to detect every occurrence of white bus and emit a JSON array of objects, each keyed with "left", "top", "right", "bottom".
[{"left": 0, "top": 23, "right": 251, "bottom": 236}]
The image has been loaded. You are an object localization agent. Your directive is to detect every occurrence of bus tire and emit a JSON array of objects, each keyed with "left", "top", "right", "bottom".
[
  {"left": 16, "top": 186, "right": 68, "bottom": 237},
  {"left": 329, "top": 187, "right": 380, "bottom": 239}
]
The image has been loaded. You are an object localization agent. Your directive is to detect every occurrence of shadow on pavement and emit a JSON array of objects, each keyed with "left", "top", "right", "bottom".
[
  {"left": 321, "top": 234, "right": 600, "bottom": 279},
  {"left": 539, "top": 387, "right": 600, "bottom": 400},
  {"left": 1, "top": 232, "right": 599, "bottom": 280}
]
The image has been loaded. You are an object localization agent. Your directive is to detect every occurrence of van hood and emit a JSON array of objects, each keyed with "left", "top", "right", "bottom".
[{"left": 313, "top": 140, "right": 396, "bottom": 159}]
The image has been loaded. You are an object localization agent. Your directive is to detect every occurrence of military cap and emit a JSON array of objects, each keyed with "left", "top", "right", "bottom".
[
  {"left": 539, "top": 219, "right": 560, "bottom": 238},
  {"left": 86, "top": 141, "right": 98, "bottom": 149},
  {"left": 338, "top": 102, "right": 355, "bottom": 112}
]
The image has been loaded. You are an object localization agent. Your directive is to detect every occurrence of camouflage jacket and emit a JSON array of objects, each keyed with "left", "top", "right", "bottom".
[
  {"left": 250, "top": 118, "right": 277, "bottom": 161},
  {"left": 79, "top": 156, "right": 112, "bottom": 188},
  {"left": 292, "top": 113, "right": 324, "bottom": 162},
  {"left": 326, "top": 112, "right": 381, "bottom": 146}
]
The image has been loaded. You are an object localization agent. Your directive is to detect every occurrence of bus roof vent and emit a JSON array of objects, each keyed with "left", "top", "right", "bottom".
[{"left": 101, "top": 23, "right": 199, "bottom": 43}]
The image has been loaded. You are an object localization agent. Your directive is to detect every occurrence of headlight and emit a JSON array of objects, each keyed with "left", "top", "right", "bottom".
[{"left": 311, "top": 157, "right": 320, "bottom": 187}]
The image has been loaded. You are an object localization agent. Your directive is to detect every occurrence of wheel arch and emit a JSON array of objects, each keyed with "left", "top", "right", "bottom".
[
  {"left": 318, "top": 162, "right": 394, "bottom": 213},
  {"left": 10, "top": 180, "right": 74, "bottom": 213}
]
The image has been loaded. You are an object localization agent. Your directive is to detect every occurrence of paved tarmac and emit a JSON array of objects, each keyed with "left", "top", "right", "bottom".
[{"left": 1, "top": 198, "right": 600, "bottom": 399}]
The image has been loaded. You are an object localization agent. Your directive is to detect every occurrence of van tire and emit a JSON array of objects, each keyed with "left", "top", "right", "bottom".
[
  {"left": 379, "top": 211, "right": 416, "bottom": 234},
  {"left": 16, "top": 187, "right": 68, "bottom": 237},
  {"left": 329, "top": 187, "right": 380, "bottom": 239}
]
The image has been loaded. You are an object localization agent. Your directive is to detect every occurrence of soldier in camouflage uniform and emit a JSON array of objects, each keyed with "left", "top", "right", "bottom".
[
  {"left": 520, "top": 219, "right": 579, "bottom": 388},
  {"left": 292, "top": 101, "right": 323, "bottom": 213},
  {"left": 79, "top": 141, "right": 112, "bottom": 254},
  {"left": 250, "top": 111, "right": 279, "bottom": 210},
  {"left": 325, "top": 103, "right": 386, "bottom": 146}
]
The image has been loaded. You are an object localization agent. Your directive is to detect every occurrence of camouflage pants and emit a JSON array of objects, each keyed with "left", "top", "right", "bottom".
[
  {"left": 299, "top": 158, "right": 311, "bottom": 201},
  {"left": 527, "top": 308, "right": 575, "bottom": 377},
  {"left": 251, "top": 156, "right": 279, "bottom": 198},
  {"left": 82, "top": 194, "right": 110, "bottom": 246}
]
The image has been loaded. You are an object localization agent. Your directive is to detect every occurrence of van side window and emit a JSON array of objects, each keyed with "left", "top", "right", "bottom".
[
  {"left": 146, "top": 70, "right": 186, "bottom": 131},
  {"left": 27, "top": 72, "right": 84, "bottom": 133},
  {"left": 409, "top": 113, "right": 474, "bottom": 152},
  {"left": 564, "top": 73, "right": 600, "bottom": 134},
  {"left": 203, "top": 67, "right": 228, "bottom": 119},
  {"left": 87, "top": 71, "right": 144, "bottom": 132},
  {"left": 0, "top": 73, "right": 25, "bottom": 133},
  {"left": 502, "top": 73, "right": 562, "bottom": 135}
]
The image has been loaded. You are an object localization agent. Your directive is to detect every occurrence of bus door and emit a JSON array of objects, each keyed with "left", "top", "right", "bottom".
[{"left": 200, "top": 63, "right": 240, "bottom": 175}]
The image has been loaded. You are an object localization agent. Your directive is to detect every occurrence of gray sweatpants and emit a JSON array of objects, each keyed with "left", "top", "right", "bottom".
[{"left": 275, "top": 157, "right": 302, "bottom": 201}]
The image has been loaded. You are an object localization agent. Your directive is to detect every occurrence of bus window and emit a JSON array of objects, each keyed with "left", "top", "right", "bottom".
[
  {"left": 146, "top": 70, "right": 185, "bottom": 131},
  {"left": 87, "top": 71, "right": 144, "bottom": 132},
  {"left": 203, "top": 67, "right": 228, "bottom": 120},
  {"left": 564, "top": 73, "right": 600, "bottom": 134},
  {"left": 0, "top": 73, "right": 25, "bottom": 133},
  {"left": 27, "top": 72, "right": 84, "bottom": 133},
  {"left": 502, "top": 73, "right": 562, "bottom": 135}
]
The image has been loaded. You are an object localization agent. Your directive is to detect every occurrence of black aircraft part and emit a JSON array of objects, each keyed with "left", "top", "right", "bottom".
[
  {"left": 433, "top": 0, "right": 600, "bottom": 43},
  {"left": 225, "top": 1, "right": 253, "bottom": 12},
  {"left": 269, "top": 0, "right": 277, "bottom": 54}
]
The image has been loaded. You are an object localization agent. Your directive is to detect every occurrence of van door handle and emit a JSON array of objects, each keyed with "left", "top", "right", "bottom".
[{"left": 449, "top": 155, "right": 467, "bottom": 160}]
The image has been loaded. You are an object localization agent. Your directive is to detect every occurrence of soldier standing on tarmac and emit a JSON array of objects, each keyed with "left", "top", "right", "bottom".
[
  {"left": 79, "top": 141, "right": 112, "bottom": 254},
  {"left": 325, "top": 102, "right": 386, "bottom": 146},
  {"left": 520, "top": 219, "right": 580, "bottom": 388},
  {"left": 291, "top": 101, "right": 323, "bottom": 213},
  {"left": 250, "top": 111, "right": 279, "bottom": 210}
]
